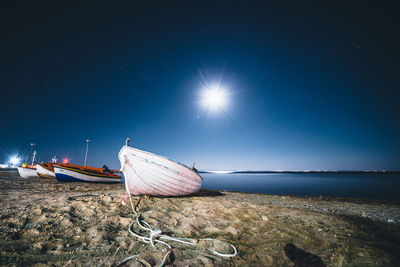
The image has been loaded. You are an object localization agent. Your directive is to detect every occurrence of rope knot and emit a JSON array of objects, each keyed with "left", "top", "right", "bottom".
[{"left": 149, "top": 229, "right": 162, "bottom": 247}]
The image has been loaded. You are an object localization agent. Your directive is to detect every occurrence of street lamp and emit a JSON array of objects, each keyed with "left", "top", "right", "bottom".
[
  {"left": 84, "top": 139, "right": 90, "bottom": 166},
  {"left": 31, "top": 150, "right": 37, "bottom": 165},
  {"left": 9, "top": 156, "right": 20, "bottom": 166}
]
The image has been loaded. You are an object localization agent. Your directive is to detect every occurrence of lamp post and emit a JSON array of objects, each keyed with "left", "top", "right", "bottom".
[
  {"left": 31, "top": 150, "right": 37, "bottom": 165},
  {"left": 84, "top": 139, "right": 90, "bottom": 166}
]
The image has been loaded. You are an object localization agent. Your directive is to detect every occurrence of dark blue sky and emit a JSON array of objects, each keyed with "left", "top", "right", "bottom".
[{"left": 1, "top": 1, "right": 399, "bottom": 170}]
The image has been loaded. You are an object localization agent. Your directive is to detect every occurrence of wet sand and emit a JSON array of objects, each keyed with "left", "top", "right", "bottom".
[{"left": 1, "top": 171, "right": 400, "bottom": 266}]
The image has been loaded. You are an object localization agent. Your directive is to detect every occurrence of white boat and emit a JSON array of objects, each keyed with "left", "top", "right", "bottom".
[
  {"left": 17, "top": 166, "right": 39, "bottom": 178},
  {"left": 37, "top": 163, "right": 56, "bottom": 178},
  {"left": 54, "top": 164, "right": 122, "bottom": 183},
  {"left": 118, "top": 139, "right": 203, "bottom": 196}
]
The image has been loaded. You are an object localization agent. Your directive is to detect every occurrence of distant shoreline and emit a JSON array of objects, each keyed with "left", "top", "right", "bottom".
[{"left": 199, "top": 170, "right": 400, "bottom": 174}]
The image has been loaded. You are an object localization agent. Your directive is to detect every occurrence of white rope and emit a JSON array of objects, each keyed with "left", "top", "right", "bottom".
[
  {"left": 117, "top": 154, "right": 237, "bottom": 266},
  {"left": 117, "top": 195, "right": 237, "bottom": 266}
]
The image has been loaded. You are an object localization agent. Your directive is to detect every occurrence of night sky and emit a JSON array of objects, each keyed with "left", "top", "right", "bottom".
[{"left": 1, "top": 1, "right": 399, "bottom": 170}]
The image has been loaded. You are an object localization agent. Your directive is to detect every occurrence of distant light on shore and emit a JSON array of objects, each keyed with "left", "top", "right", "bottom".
[{"left": 9, "top": 156, "right": 20, "bottom": 166}]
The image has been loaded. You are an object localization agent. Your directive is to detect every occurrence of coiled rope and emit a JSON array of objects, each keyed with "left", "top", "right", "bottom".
[
  {"left": 117, "top": 155, "right": 237, "bottom": 266},
  {"left": 116, "top": 194, "right": 237, "bottom": 266}
]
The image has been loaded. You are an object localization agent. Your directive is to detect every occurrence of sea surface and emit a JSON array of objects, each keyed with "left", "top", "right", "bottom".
[{"left": 200, "top": 172, "right": 400, "bottom": 201}]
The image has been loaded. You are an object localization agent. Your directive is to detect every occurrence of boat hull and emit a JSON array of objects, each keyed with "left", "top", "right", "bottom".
[
  {"left": 54, "top": 165, "right": 122, "bottom": 183},
  {"left": 37, "top": 164, "right": 56, "bottom": 178},
  {"left": 118, "top": 145, "right": 203, "bottom": 196},
  {"left": 17, "top": 167, "right": 39, "bottom": 178}
]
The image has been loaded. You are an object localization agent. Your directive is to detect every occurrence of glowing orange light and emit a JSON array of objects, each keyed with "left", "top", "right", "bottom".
[{"left": 63, "top": 158, "right": 69, "bottom": 164}]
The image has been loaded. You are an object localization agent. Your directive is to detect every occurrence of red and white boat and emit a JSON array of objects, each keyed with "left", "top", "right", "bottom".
[
  {"left": 118, "top": 139, "right": 202, "bottom": 196},
  {"left": 37, "top": 163, "right": 56, "bottom": 178}
]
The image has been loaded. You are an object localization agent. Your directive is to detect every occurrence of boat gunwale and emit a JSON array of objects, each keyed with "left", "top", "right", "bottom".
[{"left": 118, "top": 145, "right": 203, "bottom": 181}]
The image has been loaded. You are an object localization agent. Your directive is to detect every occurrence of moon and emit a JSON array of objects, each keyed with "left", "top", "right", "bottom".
[{"left": 201, "top": 87, "right": 228, "bottom": 111}]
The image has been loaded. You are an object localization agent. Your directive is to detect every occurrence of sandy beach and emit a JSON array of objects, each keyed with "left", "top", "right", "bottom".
[{"left": 1, "top": 171, "right": 400, "bottom": 266}]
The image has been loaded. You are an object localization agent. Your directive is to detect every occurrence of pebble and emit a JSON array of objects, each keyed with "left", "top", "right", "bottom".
[{"left": 387, "top": 219, "right": 394, "bottom": 223}]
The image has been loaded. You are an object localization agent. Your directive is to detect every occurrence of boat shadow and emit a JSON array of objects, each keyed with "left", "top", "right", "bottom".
[
  {"left": 192, "top": 189, "right": 226, "bottom": 197},
  {"left": 151, "top": 189, "right": 226, "bottom": 199}
]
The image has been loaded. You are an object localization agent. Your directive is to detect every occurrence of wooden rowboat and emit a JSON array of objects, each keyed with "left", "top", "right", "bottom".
[
  {"left": 54, "top": 164, "right": 122, "bottom": 183},
  {"left": 37, "top": 163, "right": 56, "bottom": 178},
  {"left": 118, "top": 140, "right": 202, "bottom": 196}
]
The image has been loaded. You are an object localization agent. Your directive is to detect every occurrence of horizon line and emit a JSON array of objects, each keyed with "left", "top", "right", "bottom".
[{"left": 199, "top": 170, "right": 400, "bottom": 173}]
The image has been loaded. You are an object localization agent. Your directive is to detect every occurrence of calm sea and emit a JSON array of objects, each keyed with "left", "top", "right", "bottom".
[{"left": 200, "top": 172, "right": 400, "bottom": 201}]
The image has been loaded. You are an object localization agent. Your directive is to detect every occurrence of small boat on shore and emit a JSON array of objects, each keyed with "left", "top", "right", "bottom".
[
  {"left": 17, "top": 164, "right": 39, "bottom": 178},
  {"left": 118, "top": 139, "right": 202, "bottom": 196},
  {"left": 54, "top": 164, "right": 122, "bottom": 183},
  {"left": 37, "top": 163, "right": 56, "bottom": 178}
]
